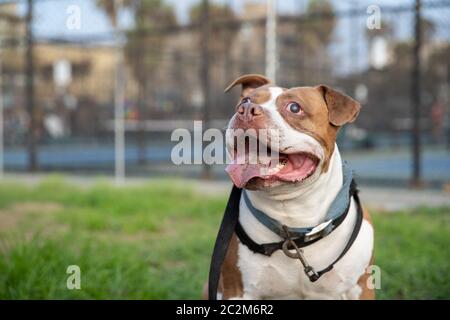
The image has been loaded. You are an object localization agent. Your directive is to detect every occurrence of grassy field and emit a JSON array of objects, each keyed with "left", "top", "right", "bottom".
[{"left": 0, "top": 177, "right": 449, "bottom": 299}]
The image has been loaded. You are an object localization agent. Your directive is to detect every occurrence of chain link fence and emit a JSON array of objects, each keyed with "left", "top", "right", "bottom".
[{"left": 0, "top": 0, "right": 449, "bottom": 185}]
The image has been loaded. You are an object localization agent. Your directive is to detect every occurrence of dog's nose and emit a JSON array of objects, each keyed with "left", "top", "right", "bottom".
[{"left": 236, "top": 103, "right": 263, "bottom": 122}]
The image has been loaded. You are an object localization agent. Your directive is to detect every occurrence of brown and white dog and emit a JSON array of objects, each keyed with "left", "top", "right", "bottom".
[{"left": 212, "top": 74, "right": 374, "bottom": 300}]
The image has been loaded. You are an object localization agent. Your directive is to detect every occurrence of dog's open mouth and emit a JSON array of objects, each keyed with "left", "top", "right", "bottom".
[{"left": 225, "top": 137, "right": 319, "bottom": 188}]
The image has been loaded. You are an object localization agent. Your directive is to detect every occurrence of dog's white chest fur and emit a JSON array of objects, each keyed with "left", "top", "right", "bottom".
[
  {"left": 236, "top": 203, "right": 374, "bottom": 299},
  {"left": 233, "top": 149, "right": 374, "bottom": 300}
]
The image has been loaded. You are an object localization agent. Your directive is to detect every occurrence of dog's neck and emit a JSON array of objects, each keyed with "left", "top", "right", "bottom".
[{"left": 246, "top": 145, "right": 343, "bottom": 227}]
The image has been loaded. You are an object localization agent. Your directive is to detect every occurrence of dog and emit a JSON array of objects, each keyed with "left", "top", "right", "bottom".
[{"left": 206, "top": 74, "right": 374, "bottom": 300}]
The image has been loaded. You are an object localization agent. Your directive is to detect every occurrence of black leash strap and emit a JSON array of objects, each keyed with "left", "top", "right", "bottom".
[
  {"left": 280, "top": 187, "right": 364, "bottom": 282},
  {"left": 208, "top": 186, "right": 242, "bottom": 300},
  {"left": 307, "top": 188, "right": 364, "bottom": 280}
]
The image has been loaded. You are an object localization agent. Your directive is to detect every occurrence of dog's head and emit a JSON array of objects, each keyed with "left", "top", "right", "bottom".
[{"left": 225, "top": 74, "right": 361, "bottom": 191}]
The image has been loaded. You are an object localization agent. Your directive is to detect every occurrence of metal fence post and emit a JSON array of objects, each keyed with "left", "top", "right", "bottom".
[
  {"left": 411, "top": 0, "right": 422, "bottom": 186},
  {"left": 201, "top": 0, "right": 211, "bottom": 179},
  {"left": 265, "top": 0, "right": 277, "bottom": 81},
  {"left": 26, "top": 0, "right": 37, "bottom": 172},
  {"left": 114, "top": 0, "right": 125, "bottom": 185}
]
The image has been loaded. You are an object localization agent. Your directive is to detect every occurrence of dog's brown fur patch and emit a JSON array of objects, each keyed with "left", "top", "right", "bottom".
[
  {"left": 357, "top": 254, "right": 375, "bottom": 300},
  {"left": 357, "top": 207, "right": 375, "bottom": 300},
  {"left": 202, "top": 233, "right": 244, "bottom": 300},
  {"left": 219, "top": 233, "right": 244, "bottom": 299},
  {"left": 276, "top": 87, "right": 339, "bottom": 172}
]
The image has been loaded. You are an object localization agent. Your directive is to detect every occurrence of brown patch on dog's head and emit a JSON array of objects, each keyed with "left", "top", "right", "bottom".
[
  {"left": 241, "top": 86, "right": 272, "bottom": 105},
  {"left": 224, "top": 78, "right": 361, "bottom": 189},
  {"left": 317, "top": 85, "right": 361, "bottom": 126},
  {"left": 276, "top": 86, "right": 361, "bottom": 172}
]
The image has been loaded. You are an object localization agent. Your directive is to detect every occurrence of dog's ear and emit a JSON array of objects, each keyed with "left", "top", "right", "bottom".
[
  {"left": 316, "top": 85, "right": 361, "bottom": 126},
  {"left": 224, "top": 74, "right": 271, "bottom": 97}
]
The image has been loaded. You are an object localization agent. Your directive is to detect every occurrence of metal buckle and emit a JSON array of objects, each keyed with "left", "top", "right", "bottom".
[
  {"left": 304, "top": 220, "right": 333, "bottom": 242},
  {"left": 304, "top": 266, "right": 320, "bottom": 282},
  {"left": 281, "top": 226, "right": 320, "bottom": 282},
  {"left": 303, "top": 232, "right": 322, "bottom": 243}
]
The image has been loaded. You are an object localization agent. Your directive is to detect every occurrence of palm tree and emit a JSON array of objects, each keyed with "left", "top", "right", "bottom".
[
  {"left": 95, "top": 0, "right": 133, "bottom": 27},
  {"left": 97, "top": 0, "right": 177, "bottom": 165},
  {"left": 125, "top": 0, "right": 177, "bottom": 164},
  {"left": 125, "top": 0, "right": 177, "bottom": 100},
  {"left": 303, "top": 0, "right": 336, "bottom": 48},
  {"left": 189, "top": 3, "right": 237, "bottom": 115}
]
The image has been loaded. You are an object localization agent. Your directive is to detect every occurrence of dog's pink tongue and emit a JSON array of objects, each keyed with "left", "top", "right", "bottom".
[{"left": 225, "top": 162, "right": 264, "bottom": 188}]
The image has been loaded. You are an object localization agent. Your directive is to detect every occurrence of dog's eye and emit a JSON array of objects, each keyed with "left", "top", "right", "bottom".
[
  {"left": 240, "top": 97, "right": 251, "bottom": 105},
  {"left": 286, "top": 102, "right": 302, "bottom": 114}
]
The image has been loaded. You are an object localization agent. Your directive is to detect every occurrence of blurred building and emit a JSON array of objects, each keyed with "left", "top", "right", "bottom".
[
  {"left": 0, "top": 0, "right": 449, "bottom": 147},
  {"left": 1, "top": 3, "right": 140, "bottom": 139},
  {"left": 155, "top": 2, "right": 337, "bottom": 120}
]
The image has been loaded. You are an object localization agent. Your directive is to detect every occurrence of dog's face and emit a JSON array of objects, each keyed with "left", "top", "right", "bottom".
[{"left": 225, "top": 74, "right": 361, "bottom": 191}]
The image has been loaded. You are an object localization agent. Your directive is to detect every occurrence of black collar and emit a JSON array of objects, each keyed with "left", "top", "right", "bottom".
[
  {"left": 241, "top": 163, "right": 355, "bottom": 241},
  {"left": 236, "top": 179, "right": 359, "bottom": 256}
]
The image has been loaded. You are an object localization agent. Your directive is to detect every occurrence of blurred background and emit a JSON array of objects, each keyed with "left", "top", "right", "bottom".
[
  {"left": 0, "top": 0, "right": 449, "bottom": 299},
  {"left": 0, "top": 0, "right": 449, "bottom": 186}
]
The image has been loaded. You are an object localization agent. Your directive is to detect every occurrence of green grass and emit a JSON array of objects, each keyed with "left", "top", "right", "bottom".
[{"left": 0, "top": 177, "right": 449, "bottom": 299}]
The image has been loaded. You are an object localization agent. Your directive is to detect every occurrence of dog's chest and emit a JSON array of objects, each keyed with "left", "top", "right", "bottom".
[
  {"left": 236, "top": 244, "right": 359, "bottom": 299},
  {"left": 234, "top": 204, "right": 374, "bottom": 300}
]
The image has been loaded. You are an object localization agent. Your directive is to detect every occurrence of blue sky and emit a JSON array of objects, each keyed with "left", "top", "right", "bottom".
[
  {"left": 11, "top": 0, "right": 416, "bottom": 38},
  {"left": 4, "top": 0, "right": 448, "bottom": 75},
  {"left": 16, "top": 0, "right": 312, "bottom": 37}
]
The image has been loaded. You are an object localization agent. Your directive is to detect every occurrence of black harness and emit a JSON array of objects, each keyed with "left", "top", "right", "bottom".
[{"left": 208, "top": 179, "right": 363, "bottom": 300}]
